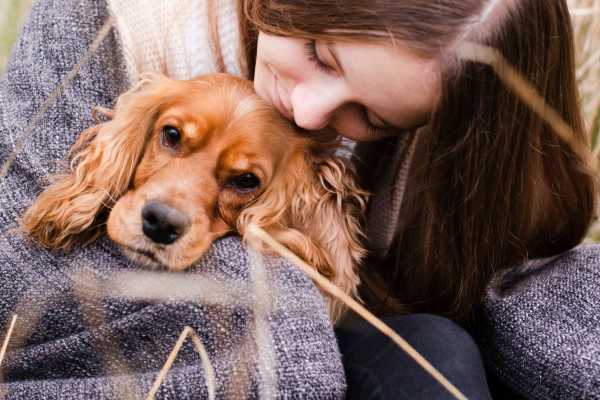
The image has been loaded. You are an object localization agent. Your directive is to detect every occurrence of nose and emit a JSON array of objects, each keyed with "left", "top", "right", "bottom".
[
  {"left": 290, "top": 83, "right": 343, "bottom": 131},
  {"left": 142, "top": 199, "right": 191, "bottom": 245}
]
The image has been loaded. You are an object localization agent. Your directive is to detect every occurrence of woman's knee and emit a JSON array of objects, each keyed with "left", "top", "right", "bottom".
[{"left": 336, "top": 314, "right": 492, "bottom": 400}]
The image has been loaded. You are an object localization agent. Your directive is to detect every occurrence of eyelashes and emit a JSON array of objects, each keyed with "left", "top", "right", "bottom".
[
  {"left": 304, "top": 39, "right": 394, "bottom": 138},
  {"left": 360, "top": 106, "right": 391, "bottom": 137},
  {"left": 304, "top": 40, "right": 335, "bottom": 73}
]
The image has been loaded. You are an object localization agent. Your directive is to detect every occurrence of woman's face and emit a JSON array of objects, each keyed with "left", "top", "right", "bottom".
[{"left": 254, "top": 32, "right": 440, "bottom": 142}]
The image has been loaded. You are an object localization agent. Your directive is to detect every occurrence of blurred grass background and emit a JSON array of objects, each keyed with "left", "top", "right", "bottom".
[
  {"left": 2, "top": 0, "right": 600, "bottom": 240},
  {"left": 570, "top": 0, "right": 600, "bottom": 242},
  {"left": 0, "top": 0, "right": 35, "bottom": 76}
]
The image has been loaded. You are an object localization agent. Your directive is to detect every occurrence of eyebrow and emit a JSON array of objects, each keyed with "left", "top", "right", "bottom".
[{"left": 327, "top": 43, "right": 345, "bottom": 76}]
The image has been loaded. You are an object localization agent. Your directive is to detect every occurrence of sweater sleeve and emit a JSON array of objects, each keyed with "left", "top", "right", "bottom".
[{"left": 474, "top": 245, "right": 600, "bottom": 399}]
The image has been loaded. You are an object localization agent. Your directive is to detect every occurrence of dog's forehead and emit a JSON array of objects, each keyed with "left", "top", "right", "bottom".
[
  {"left": 152, "top": 79, "right": 295, "bottom": 171},
  {"left": 164, "top": 89, "right": 264, "bottom": 127},
  {"left": 159, "top": 88, "right": 291, "bottom": 144}
]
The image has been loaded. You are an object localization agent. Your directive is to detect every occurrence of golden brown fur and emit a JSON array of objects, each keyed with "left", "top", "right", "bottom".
[{"left": 22, "top": 72, "right": 367, "bottom": 324}]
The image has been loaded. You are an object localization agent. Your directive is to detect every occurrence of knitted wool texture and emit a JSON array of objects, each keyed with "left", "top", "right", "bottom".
[
  {"left": 108, "top": 0, "right": 244, "bottom": 83},
  {"left": 0, "top": 0, "right": 345, "bottom": 398},
  {"left": 474, "top": 246, "right": 600, "bottom": 398}
]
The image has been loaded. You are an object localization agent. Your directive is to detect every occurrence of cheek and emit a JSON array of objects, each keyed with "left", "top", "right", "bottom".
[
  {"left": 256, "top": 34, "right": 310, "bottom": 84},
  {"left": 133, "top": 150, "right": 171, "bottom": 187},
  {"left": 254, "top": 64, "right": 271, "bottom": 104}
]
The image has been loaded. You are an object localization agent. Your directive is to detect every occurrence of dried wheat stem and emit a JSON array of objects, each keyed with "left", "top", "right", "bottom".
[
  {"left": 246, "top": 224, "right": 469, "bottom": 400},
  {"left": 248, "top": 248, "right": 277, "bottom": 399},
  {"left": 146, "top": 326, "right": 216, "bottom": 400},
  {"left": 72, "top": 270, "right": 139, "bottom": 400},
  {"left": 0, "top": 315, "right": 17, "bottom": 399},
  {"left": 146, "top": 327, "right": 190, "bottom": 400},
  {"left": 0, "top": 16, "right": 115, "bottom": 185},
  {"left": 188, "top": 329, "right": 217, "bottom": 399},
  {"left": 0, "top": 315, "right": 17, "bottom": 368}
]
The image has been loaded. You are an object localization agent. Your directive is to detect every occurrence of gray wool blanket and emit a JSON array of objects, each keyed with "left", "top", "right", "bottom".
[{"left": 0, "top": 0, "right": 345, "bottom": 398}]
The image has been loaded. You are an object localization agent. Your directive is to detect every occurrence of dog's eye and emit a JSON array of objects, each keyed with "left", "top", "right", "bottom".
[
  {"left": 162, "top": 126, "right": 181, "bottom": 147},
  {"left": 230, "top": 173, "right": 260, "bottom": 191}
]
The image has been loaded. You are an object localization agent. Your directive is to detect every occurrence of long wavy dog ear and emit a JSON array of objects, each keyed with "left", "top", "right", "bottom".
[
  {"left": 22, "top": 72, "right": 171, "bottom": 250},
  {"left": 239, "top": 140, "right": 368, "bottom": 324}
]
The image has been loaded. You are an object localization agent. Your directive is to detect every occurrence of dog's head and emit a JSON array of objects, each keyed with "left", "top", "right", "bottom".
[
  {"left": 23, "top": 73, "right": 367, "bottom": 322},
  {"left": 104, "top": 74, "right": 295, "bottom": 269}
]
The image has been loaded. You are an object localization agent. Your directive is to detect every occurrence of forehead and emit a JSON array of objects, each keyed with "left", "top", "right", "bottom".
[{"left": 334, "top": 41, "right": 440, "bottom": 127}]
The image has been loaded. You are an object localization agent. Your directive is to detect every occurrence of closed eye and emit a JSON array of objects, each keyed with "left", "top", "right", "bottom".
[
  {"left": 305, "top": 40, "right": 335, "bottom": 74},
  {"left": 359, "top": 107, "right": 394, "bottom": 137}
]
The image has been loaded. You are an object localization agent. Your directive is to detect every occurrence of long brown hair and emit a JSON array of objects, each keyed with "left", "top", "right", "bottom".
[{"left": 232, "top": 0, "right": 597, "bottom": 326}]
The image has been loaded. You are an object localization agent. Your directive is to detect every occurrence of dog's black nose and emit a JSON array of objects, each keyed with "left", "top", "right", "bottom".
[{"left": 141, "top": 199, "right": 191, "bottom": 245}]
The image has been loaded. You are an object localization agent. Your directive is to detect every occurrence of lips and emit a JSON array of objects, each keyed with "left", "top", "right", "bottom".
[{"left": 272, "top": 75, "right": 294, "bottom": 121}]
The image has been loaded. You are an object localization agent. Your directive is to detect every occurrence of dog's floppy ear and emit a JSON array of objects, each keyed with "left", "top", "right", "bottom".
[
  {"left": 239, "top": 140, "right": 368, "bottom": 324},
  {"left": 22, "top": 72, "right": 171, "bottom": 250}
]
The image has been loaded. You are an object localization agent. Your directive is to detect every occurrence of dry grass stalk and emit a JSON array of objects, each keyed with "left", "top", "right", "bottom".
[
  {"left": 0, "top": 283, "right": 65, "bottom": 386},
  {"left": 571, "top": 0, "right": 600, "bottom": 146},
  {"left": 71, "top": 269, "right": 141, "bottom": 400},
  {"left": 0, "top": 315, "right": 16, "bottom": 369},
  {"left": 100, "top": 270, "right": 250, "bottom": 307},
  {"left": 456, "top": 42, "right": 592, "bottom": 168},
  {"left": 0, "top": 16, "right": 115, "bottom": 186},
  {"left": 457, "top": 38, "right": 600, "bottom": 243},
  {"left": 146, "top": 326, "right": 216, "bottom": 400},
  {"left": 0, "top": 315, "right": 16, "bottom": 400},
  {"left": 246, "top": 224, "right": 469, "bottom": 400},
  {"left": 569, "top": 0, "right": 600, "bottom": 242},
  {"left": 223, "top": 335, "right": 255, "bottom": 398},
  {"left": 248, "top": 247, "right": 277, "bottom": 399}
]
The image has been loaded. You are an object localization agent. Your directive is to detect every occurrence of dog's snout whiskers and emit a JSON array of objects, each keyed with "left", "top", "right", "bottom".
[{"left": 142, "top": 199, "right": 191, "bottom": 245}]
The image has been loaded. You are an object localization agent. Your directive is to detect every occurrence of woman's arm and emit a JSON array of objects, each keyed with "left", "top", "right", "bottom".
[{"left": 474, "top": 246, "right": 600, "bottom": 398}]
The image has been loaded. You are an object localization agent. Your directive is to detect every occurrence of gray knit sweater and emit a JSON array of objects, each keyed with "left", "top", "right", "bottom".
[
  {"left": 474, "top": 246, "right": 600, "bottom": 399},
  {"left": 0, "top": 0, "right": 345, "bottom": 398}
]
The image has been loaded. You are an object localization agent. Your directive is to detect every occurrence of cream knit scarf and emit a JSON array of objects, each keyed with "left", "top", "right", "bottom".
[{"left": 108, "top": 0, "right": 244, "bottom": 84}]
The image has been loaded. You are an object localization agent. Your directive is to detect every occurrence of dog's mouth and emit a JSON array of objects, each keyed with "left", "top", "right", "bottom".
[{"left": 122, "top": 244, "right": 163, "bottom": 266}]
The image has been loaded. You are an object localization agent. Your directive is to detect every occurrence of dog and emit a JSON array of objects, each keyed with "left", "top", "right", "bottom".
[{"left": 21, "top": 72, "right": 367, "bottom": 323}]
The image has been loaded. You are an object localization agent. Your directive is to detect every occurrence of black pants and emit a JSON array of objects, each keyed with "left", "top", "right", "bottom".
[{"left": 336, "top": 314, "right": 493, "bottom": 399}]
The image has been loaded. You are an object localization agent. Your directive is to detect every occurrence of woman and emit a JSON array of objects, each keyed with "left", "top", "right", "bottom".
[
  {"left": 0, "top": 0, "right": 595, "bottom": 398},
  {"left": 235, "top": 0, "right": 595, "bottom": 397},
  {"left": 245, "top": 0, "right": 595, "bottom": 325}
]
